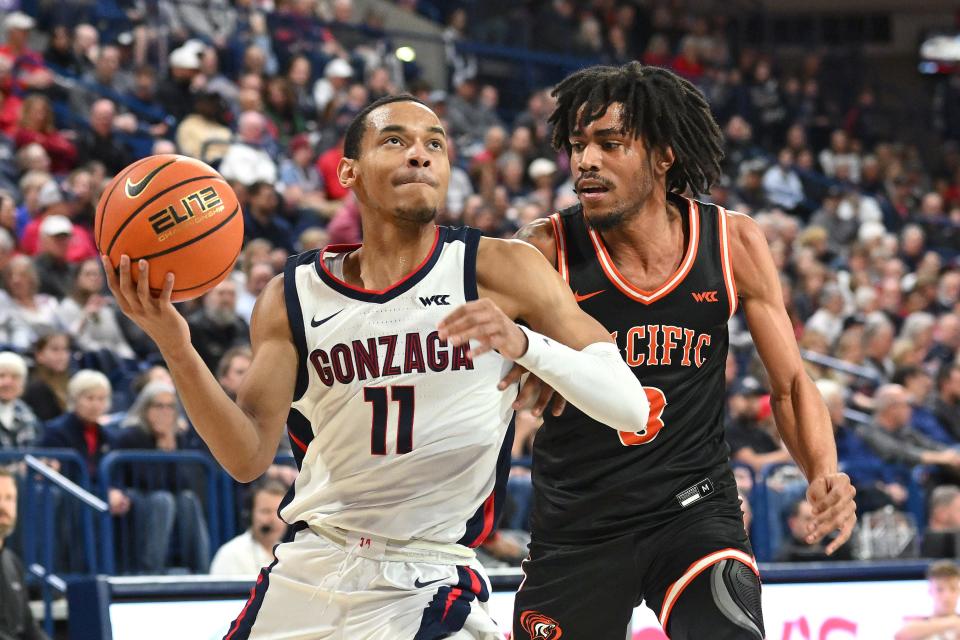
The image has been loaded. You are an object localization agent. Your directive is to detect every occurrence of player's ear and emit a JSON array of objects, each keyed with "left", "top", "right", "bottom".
[
  {"left": 337, "top": 157, "right": 357, "bottom": 189},
  {"left": 655, "top": 146, "right": 675, "bottom": 175}
]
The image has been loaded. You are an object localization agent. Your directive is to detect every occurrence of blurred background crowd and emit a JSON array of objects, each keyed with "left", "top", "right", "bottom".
[{"left": 1, "top": 0, "right": 960, "bottom": 584}]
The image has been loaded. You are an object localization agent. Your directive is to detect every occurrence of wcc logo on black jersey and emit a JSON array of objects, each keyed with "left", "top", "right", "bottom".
[{"left": 419, "top": 294, "right": 450, "bottom": 306}]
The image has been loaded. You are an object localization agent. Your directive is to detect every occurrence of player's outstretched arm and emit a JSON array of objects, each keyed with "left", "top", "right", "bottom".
[
  {"left": 102, "top": 255, "right": 296, "bottom": 481},
  {"left": 895, "top": 616, "right": 960, "bottom": 640},
  {"left": 438, "top": 237, "right": 649, "bottom": 433},
  {"left": 728, "top": 211, "right": 856, "bottom": 554}
]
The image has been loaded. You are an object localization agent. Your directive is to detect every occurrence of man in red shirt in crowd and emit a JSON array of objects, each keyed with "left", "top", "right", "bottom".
[{"left": 0, "top": 13, "right": 52, "bottom": 94}]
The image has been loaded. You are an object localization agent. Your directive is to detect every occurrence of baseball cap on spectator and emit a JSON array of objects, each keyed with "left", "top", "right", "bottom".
[
  {"left": 529, "top": 158, "right": 557, "bottom": 181},
  {"left": 427, "top": 90, "right": 448, "bottom": 105},
  {"left": 169, "top": 46, "right": 201, "bottom": 70},
  {"left": 40, "top": 214, "right": 73, "bottom": 237},
  {"left": 731, "top": 376, "right": 767, "bottom": 397},
  {"left": 37, "top": 180, "right": 64, "bottom": 210},
  {"left": 3, "top": 12, "right": 35, "bottom": 31},
  {"left": 324, "top": 59, "right": 353, "bottom": 79},
  {"left": 289, "top": 134, "right": 311, "bottom": 155}
]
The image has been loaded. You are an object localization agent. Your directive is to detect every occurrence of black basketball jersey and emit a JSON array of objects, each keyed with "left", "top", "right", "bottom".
[{"left": 530, "top": 192, "right": 740, "bottom": 544}]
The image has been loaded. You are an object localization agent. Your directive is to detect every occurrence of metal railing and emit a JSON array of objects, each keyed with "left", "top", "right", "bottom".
[
  {"left": 97, "top": 450, "right": 224, "bottom": 575},
  {"left": 2, "top": 452, "right": 109, "bottom": 637}
]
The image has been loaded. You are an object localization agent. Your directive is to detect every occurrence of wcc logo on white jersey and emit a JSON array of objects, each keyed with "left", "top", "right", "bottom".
[{"left": 419, "top": 294, "right": 451, "bottom": 306}]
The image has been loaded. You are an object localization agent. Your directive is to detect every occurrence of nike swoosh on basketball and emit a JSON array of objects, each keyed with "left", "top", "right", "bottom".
[
  {"left": 414, "top": 577, "right": 446, "bottom": 588},
  {"left": 124, "top": 159, "right": 176, "bottom": 198},
  {"left": 574, "top": 289, "right": 605, "bottom": 302},
  {"left": 311, "top": 309, "right": 344, "bottom": 327}
]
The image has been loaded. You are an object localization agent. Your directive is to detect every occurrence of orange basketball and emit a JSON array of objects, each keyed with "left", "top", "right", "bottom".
[{"left": 95, "top": 154, "right": 244, "bottom": 302}]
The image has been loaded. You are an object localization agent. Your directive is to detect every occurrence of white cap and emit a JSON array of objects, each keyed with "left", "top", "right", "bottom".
[
  {"left": 528, "top": 158, "right": 557, "bottom": 180},
  {"left": 36, "top": 180, "right": 64, "bottom": 209},
  {"left": 324, "top": 58, "right": 353, "bottom": 79},
  {"left": 169, "top": 46, "right": 201, "bottom": 70},
  {"left": 3, "top": 12, "right": 36, "bottom": 31},
  {"left": 40, "top": 214, "right": 73, "bottom": 237}
]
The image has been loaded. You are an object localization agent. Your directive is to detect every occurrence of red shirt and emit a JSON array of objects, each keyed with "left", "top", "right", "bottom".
[
  {"left": 82, "top": 422, "right": 99, "bottom": 458},
  {"left": 317, "top": 146, "right": 348, "bottom": 201}
]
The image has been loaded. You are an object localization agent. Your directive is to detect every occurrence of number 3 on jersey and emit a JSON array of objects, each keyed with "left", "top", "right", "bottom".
[
  {"left": 617, "top": 387, "right": 667, "bottom": 446},
  {"left": 364, "top": 386, "right": 414, "bottom": 455}
]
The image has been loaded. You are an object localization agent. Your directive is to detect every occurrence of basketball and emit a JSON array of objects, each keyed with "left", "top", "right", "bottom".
[{"left": 94, "top": 154, "right": 244, "bottom": 302}]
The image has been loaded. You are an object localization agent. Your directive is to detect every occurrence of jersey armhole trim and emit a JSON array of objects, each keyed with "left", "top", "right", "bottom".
[
  {"left": 549, "top": 212, "right": 569, "bottom": 283},
  {"left": 718, "top": 206, "right": 738, "bottom": 319},
  {"left": 283, "top": 252, "right": 313, "bottom": 401},
  {"left": 463, "top": 227, "right": 480, "bottom": 301}
]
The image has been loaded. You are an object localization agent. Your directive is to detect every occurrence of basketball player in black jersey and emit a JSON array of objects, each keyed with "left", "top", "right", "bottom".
[{"left": 509, "top": 63, "right": 857, "bottom": 639}]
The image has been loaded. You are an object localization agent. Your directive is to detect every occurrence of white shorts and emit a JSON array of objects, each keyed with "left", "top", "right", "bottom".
[{"left": 222, "top": 525, "right": 505, "bottom": 640}]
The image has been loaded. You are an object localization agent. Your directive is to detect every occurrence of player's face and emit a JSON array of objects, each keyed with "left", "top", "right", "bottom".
[
  {"left": 568, "top": 102, "right": 670, "bottom": 231},
  {"left": 344, "top": 101, "right": 450, "bottom": 226},
  {"left": 929, "top": 577, "right": 960, "bottom": 616}
]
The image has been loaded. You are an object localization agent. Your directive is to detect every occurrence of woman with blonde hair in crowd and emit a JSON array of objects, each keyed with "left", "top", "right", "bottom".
[
  {"left": 56, "top": 257, "right": 135, "bottom": 360},
  {"left": 1, "top": 255, "right": 60, "bottom": 347}
]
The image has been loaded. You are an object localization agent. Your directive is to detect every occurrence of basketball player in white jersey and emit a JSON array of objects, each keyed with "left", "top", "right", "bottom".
[{"left": 101, "top": 94, "right": 650, "bottom": 640}]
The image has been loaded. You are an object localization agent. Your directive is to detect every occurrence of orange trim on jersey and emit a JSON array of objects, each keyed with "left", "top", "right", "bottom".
[
  {"left": 658, "top": 548, "right": 759, "bottom": 631},
  {"left": 588, "top": 198, "right": 700, "bottom": 305},
  {"left": 718, "top": 206, "right": 738, "bottom": 319},
  {"left": 288, "top": 431, "right": 308, "bottom": 453},
  {"left": 318, "top": 227, "right": 440, "bottom": 295},
  {"left": 549, "top": 212, "right": 569, "bottom": 283}
]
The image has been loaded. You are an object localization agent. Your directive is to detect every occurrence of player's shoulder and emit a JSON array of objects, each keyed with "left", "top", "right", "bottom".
[
  {"left": 250, "top": 273, "right": 291, "bottom": 336},
  {"left": 722, "top": 208, "right": 765, "bottom": 253},
  {"left": 514, "top": 217, "right": 558, "bottom": 265}
]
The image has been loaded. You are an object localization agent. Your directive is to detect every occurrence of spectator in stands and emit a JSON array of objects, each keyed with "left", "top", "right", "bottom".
[
  {"left": 242, "top": 181, "right": 295, "bottom": 254},
  {"left": 264, "top": 77, "right": 305, "bottom": 145},
  {"left": 312, "top": 58, "right": 354, "bottom": 123},
  {"left": 209, "top": 478, "right": 287, "bottom": 577},
  {"left": 893, "top": 366, "right": 951, "bottom": 445},
  {"left": 71, "top": 24, "right": 98, "bottom": 75},
  {"left": 175, "top": 92, "right": 232, "bottom": 163},
  {"left": 56, "top": 258, "right": 135, "bottom": 360},
  {"left": 159, "top": 0, "right": 237, "bottom": 52},
  {"left": 216, "top": 346, "right": 252, "bottom": 402},
  {"left": 921, "top": 485, "right": 960, "bottom": 558},
  {"left": 0, "top": 352, "right": 40, "bottom": 448},
  {"left": 895, "top": 560, "right": 960, "bottom": 639},
  {"left": 805, "top": 284, "right": 846, "bottom": 347},
  {"left": 0, "top": 12, "right": 52, "bottom": 93},
  {"left": 44, "top": 24, "right": 83, "bottom": 77},
  {"left": 277, "top": 133, "right": 334, "bottom": 221},
  {"left": 0, "top": 468, "right": 49, "bottom": 640},
  {"left": 862, "top": 313, "right": 896, "bottom": 381},
  {"left": 157, "top": 44, "right": 202, "bottom": 122},
  {"left": 0, "top": 58, "right": 21, "bottom": 140},
  {"left": 32, "top": 215, "right": 78, "bottom": 299},
  {"left": 187, "top": 279, "right": 250, "bottom": 372},
  {"left": 726, "top": 377, "right": 794, "bottom": 473},
  {"left": 447, "top": 77, "right": 502, "bottom": 152},
  {"left": 934, "top": 364, "right": 960, "bottom": 443},
  {"left": 1, "top": 256, "right": 60, "bottom": 348},
  {"left": 218, "top": 111, "right": 278, "bottom": 187},
  {"left": 763, "top": 148, "right": 806, "bottom": 214},
  {"left": 76, "top": 99, "right": 134, "bottom": 175},
  {"left": 71, "top": 45, "right": 132, "bottom": 119},
  {"left": 22, "top": 332, "right": 71, "bottom": 422},
  {"left": 13, "top": 95, "right": 77, "bottom": 175},
  {"left": 115, "top": 382, "right": 210, "bottom": 573},
  {"left": 235, "top": 261, "right": 274, "bottom": 325},
  {"left": 819, "top": 128, "right": 861, "bottom": 183},
  {"left": 775, "top": 498, "right": 851, "bottom": 561},
  {"left": 39, "top": 370, "right": 129, "bottom": 515}
]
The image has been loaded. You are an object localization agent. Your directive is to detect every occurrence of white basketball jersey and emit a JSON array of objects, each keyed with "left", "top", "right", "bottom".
[{"left": 279, "top": 226, "right": 517, "bottom": 546}]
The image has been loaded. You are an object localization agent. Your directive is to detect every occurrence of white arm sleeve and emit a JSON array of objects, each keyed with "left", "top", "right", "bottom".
[{"left": 514, "top": 326, "right": 649, "bottom": 432}]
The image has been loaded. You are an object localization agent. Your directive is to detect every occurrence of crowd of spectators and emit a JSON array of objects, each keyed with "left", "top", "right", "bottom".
[{"left": 1, "top": 0, "right": 960, "bottom": 571}]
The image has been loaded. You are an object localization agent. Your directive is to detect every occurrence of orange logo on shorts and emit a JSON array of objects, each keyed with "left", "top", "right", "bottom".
[{"left": 520, "top": 610, "right": 563, "bottom": 640}]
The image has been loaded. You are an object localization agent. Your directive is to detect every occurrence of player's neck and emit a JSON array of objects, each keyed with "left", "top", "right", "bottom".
[
  {"left": 598, "top": 196, "right": 686, "bottom": 275},
  {"left": 347, "top": 221, "right": 438, "bottom": 291}
]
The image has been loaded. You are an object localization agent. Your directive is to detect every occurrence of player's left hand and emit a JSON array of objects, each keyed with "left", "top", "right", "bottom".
[
  {"left": 498, "top": 364, "right": 567, "bottom": 416},
  {"left": 805, "top": 471, "right": 857, "bottom": 555},
  {"left": 437, "top": 299, "right": 528, "bottom": 360}
]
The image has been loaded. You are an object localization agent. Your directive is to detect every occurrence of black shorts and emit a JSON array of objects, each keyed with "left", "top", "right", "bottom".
[{"left": 513, "top": 492, "right": 761, "bottom": 639}]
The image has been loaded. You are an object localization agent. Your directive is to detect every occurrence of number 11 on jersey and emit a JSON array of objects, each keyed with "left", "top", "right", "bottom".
[{"left": 364, "top": 386, "right": 415, "bottom": 455}]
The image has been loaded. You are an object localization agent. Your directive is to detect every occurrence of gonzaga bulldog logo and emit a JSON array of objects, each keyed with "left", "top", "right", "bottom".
[{"left": 520, "top": 610, "right": 563, "bottom": 640}]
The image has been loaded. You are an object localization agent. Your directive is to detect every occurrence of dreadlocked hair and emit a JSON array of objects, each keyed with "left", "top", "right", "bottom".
[{"left": 549, "top": 61, "right": 724, "bottom": 194}]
